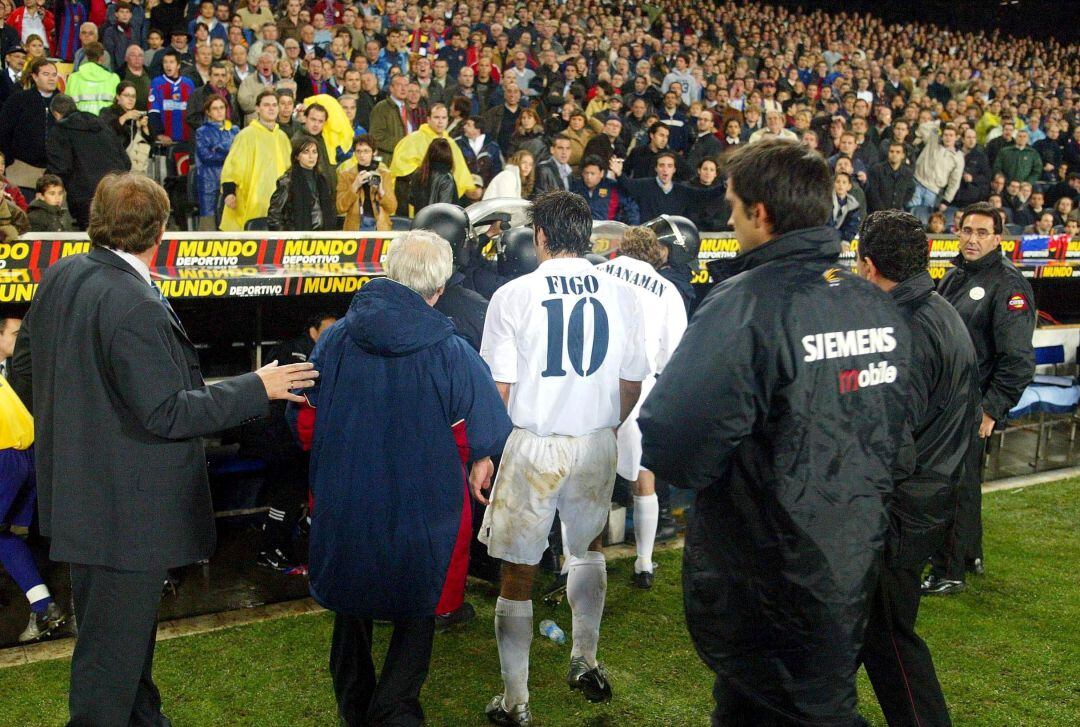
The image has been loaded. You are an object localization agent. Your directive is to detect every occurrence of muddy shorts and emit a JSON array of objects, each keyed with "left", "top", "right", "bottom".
[{"left": 479, "top": 427, "right": 616, "bottom": 565}]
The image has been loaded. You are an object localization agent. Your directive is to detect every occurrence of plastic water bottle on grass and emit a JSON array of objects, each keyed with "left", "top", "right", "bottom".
[{"left": 539, "top": 619, "right": 565, "bottom": 644}]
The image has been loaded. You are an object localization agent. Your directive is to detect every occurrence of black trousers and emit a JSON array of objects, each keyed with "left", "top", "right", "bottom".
[
  {"left": 861, "top": 564, "right": 952, "bottom": 726},
  {"left": 711, "top": 677, "right": 869, "bottom": 727},
  {"left": 930, "top": 435, "right": 985, "bottom": 580},
  {"left": 260, "top": 451, "right": 309, "bottom": 553},
  {"left": 330, "top": 612, "right": 435, "bottom": 727},
  {"left": 68, "top": 563, "right": 169, "bottom": 727}
]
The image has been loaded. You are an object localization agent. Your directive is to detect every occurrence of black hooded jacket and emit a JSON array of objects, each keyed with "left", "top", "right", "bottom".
[
  {"left": 937, "top": 249, "right": 1035, "bottom": 423},
  {"left": 45, "top": 111, "right": 130, "bottom": 209},
  {"left": 887, "top": 271, "right": 980, "bottom": 567},
  {"left": 639, "top": 226, "right": 910, "bottom": 723}
]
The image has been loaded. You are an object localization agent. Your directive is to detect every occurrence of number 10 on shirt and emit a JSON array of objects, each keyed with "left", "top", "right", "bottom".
[{"left": 541, "top": 298, "right": 610, "bottom": 378}]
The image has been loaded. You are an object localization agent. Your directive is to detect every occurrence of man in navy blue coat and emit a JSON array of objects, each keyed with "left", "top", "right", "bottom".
[{"left": 305, "top": 229, "right": 512, "bottom": 727}]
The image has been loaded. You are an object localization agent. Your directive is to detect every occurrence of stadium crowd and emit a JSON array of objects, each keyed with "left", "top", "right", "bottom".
[{"left": 1, "top": 0, "right": 1079, "bottom": 240}]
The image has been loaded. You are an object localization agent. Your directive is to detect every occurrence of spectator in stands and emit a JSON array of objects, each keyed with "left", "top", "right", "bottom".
[
  {"left": 369, "top": 74, "right": 410, "bottom": 162},
  {"left": 1013, "top": 191, "right": 1047, "bottom": 229},
  {"left": 103, "top": 3, "right": 138, "bottom": 72},
  {"left": 685, "top": 111, "right": 723, "bottom": 173},
  {"left": 657, "top": 91, "right": 690, "bottom": 152},
  {"left": 926, "top": 211, "right": 947, "bottom": 234},
  {"left": 687, "top": 157, "right": 730, "bottom": 232},
  {"left": 749, "top": 110, "right": 798, "bottom": 144},
  {"left": 275, "top": 89, "right": 299, "bottom": 137},
  {"left": 404, "top": 138, "right": 459, "bottom": 216},
  {"left": 73, "top": 22, "right": 111, "bottom": 71},
  {"left": 572, "top": 155, "right": 637, "bottom": 223},
  {"left": 505, "top": 107, "right": 546, "bottom": 162},
  {"left": 149, "top": 49, "right": 195, "bottom": 144},
  {"left": 185, "top": 60, "right": 240, "bottom": 132},
  {"left": 866, "top": 142, "right": 916, "bottom": 213},
  {"left": 0, "top": 184, "right": 27, "bottom": 240},
  {"left": 457, "top": 116, "right": 502, "bottom": 189},
  {"left": 1023, "top": 211, "right": 1057, "bottom": 236},
  {"left": 292, "top": 102, "right": 336, "bottom": 190},
  {"left": 46, "top": 93, "right": 130, "bottom": 228},
  {"left": 238, "top": 52, "right": 277, "bottom": 123},
  {"left": 911, "top": 122, "right": 964, "bottom": 216},
  {"left": 482, "top": 79, "right": 524, "bottom": 153},
  {"left": 6, "top": 0, "right": 53, "bottom": 54},
  {"left": 66, "top": 41, "right": 119, "bottom": 114},
  {"left": 194, "top": 95, "right": 238, "bottom": 229},
  {"left": 0, "top": 44, "right": 23, "bottom": 108},
  {"left": 534, "top": 134, "right": 574, "bottom": 194},
  {"left": 118, "top": 44, "right": 151, "bottom": 110},
  {"left": 0, "top": 151, "right": 28, "bottom": 213},
  {"left": 563, "top": 108, "right": 600, "bottom": 170},
  {"left": 0, "top": 57, "right": 58, "bottom": 196},
  {"left": 99, "top": 82, "right": 152, "bottom": 174},
  {"left": 26, "top": 173, "right": 76, "bottom": 232},
  {"left": 220, "top": 89, "right": 291, "bottom": 230},
  {"left": 268, "top": 136, "right": 337, "bottom": 231},
  {"left": 828, "top": 171, "right": 862, "bottom": 241},
  {"left": 483, "top": 149, "right": 534, "bottom": 201},
  {"left": 952, "top": 127, "right": 992, "bottom": 208},
  {"left": 612, "top": 152, "right": 713, "bottom": 221},
  {"left": 994, "top": 129, "right": 1042, "bottom": 185},
  {"left": 336, "top": 134, "right": 388, "bottom": 231},
  {"left": 1052, "top": 196, "right": 1075, "bottom": 228},
  {"left": 986, "top": 121, "right": 1015, "bottom": 167}
]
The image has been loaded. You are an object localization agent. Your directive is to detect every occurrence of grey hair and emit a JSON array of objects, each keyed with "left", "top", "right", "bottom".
[{"left": 385, "top": 230, "right": 453, "bottom": 299}]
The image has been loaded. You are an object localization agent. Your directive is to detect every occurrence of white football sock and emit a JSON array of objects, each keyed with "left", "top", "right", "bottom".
[
  {"left": 633, "top": 494, "right": 659, "bottom": 574},
  {"left": 567, "top": 551, "right": 607, "bottom": 668},
  {"left": 495, "top": 597, "right": 533, "bottom": 708}
]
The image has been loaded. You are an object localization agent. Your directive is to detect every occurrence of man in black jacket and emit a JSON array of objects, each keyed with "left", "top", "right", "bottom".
[
  {"left": 46, "top": 94, "right": 131, "bottom": 228},
  {"left": 639, "top": 139, "right": 910, "bottom": 726},
  {"left": 856, "top": 210, "right": 979, "bottom": 726},
  {"left": 0, "top": 58, "right": 58, "bottom": 196},
  {"left": 865, "top": 142, "right": 916, "bottom": 212},
  {"left": 11, "top": 173, "right": 317, "bottom": 726},
  {"left": 951, "top": 128, "right": 991, "bottom": 208},
  {"left": 534, "top": 134, "right": 574, "bottom": 194},
  {"left": 923, "top": 202, "right": 1035, "bottom": 595}
]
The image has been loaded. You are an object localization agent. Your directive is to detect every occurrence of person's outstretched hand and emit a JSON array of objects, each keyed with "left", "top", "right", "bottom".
[
  {"left": 469, "top": 457, "right": 495, "bottom": 505},
  {"left": 255, "top": 360, "right": 318, "bottom": 402}
]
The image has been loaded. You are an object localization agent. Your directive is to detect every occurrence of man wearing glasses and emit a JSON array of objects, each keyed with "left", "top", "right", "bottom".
[{"left": 922, "top": 201, "right": 1035, "bottom": 596}]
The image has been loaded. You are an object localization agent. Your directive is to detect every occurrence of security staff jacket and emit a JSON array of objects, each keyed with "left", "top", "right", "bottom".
[
  {"left": 639, "top": 226, "right": 911, "bottom": 723},
  {"left": 937, "top": 249, "right": 1035, "bottom": 423},
  {"left": 888, "top": 271, "right": 980, "bottom": 566}
]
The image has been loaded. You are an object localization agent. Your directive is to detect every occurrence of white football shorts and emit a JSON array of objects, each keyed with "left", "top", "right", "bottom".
[{"left": 479, "top": 426, "right": 616, "bottom": 565}]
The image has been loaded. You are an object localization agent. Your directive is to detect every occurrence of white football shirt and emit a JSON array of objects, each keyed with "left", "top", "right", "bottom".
[
  {"left": 482, "top": 256, "right": 650, "bottom": 437},
  {"left": 597, "top": 255, "right": 687, "bottom": 375}
]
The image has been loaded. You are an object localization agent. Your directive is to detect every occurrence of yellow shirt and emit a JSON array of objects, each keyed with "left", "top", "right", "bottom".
[{"left": 0, "top": 376, "right": 33, "bottom": 450}]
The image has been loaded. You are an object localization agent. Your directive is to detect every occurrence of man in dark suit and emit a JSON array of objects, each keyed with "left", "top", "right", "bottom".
[
  {"left": 534, "top": 134, "right": 573, "bottom": 194},
  {"left": 11, "top": 173, "right": 317, "bottom": 726}
]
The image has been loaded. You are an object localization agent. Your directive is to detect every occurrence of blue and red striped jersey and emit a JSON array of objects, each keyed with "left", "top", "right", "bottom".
[{"left": 148, "top": 74, "right": 196, "bottom": 141}]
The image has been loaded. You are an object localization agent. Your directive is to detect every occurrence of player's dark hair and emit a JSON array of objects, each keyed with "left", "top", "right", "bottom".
[
  {"left": 531, "top": 190, "right": 592, "bottom": 257},
  {"left": 959, "top": 201, "right": 1003, "bottom": 235},
  {"left": 723, "top": 138, "right": 831, "bottom": 235},
  {"left": 857, "top": 210, "right": 929, "bottom": 283},
  {"left": 305, "top": 312, "right": 337, "bottom": 333}
]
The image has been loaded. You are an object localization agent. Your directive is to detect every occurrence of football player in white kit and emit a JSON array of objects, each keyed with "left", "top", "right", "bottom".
[
  {"left": 597, "top": 226, "right": 688, "bottom": 589},
  {"left": 477, "top": 191, "right": 649, "bottom": 726}
]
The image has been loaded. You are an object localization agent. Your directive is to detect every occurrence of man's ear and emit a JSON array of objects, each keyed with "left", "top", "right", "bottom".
[{"left": 751, "top": 201, "right": 772, "bottom": 234}]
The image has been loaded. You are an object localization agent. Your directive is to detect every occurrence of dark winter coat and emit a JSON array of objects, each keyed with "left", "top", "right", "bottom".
[
  {"left": 267, "top": 168, "right": 338, "bottom": 232},
  {"left": 27, "top": 199, "right": 78, "bottom": 232},
  {"left": 937, "top": 249, "right": 1036, "bottom": 423},
  {"left": 45, "top": 111, "right": 130, "bottom": 212},
  {"left": 194, "top": 121, "right": 239, "bottom": 217},
  {"left": 887, "top": 272, "right": 980, "bottom": 567},
  {"left": 640, "top": 226, "right": 910, "bottom": 723},
  {"left": 952, "top": 146, "right": 992, "bottom": 208},
  {"left": 0, "top": 88, "right": 57, "bottom": 169},
  {"left": 865, "top": 161, "right": 916, "bottom": 213},
  {"left": 306, "top": 278, "right": 511, "bottom": 617}
]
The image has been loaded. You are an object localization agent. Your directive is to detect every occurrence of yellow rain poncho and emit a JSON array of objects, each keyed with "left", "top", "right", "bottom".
[
  {"left": 388, "top": 124, "right": 475, "bottom": 197},
  {"left": 219, "top": 119, "right": 292, "bottom": 231},
  {"left": 304, "top": 93, "right": 355, "bottom": 164}
]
